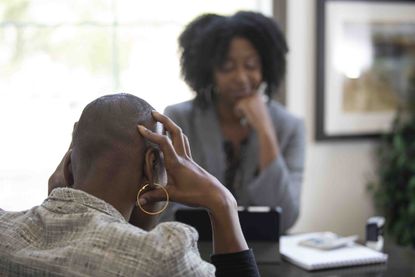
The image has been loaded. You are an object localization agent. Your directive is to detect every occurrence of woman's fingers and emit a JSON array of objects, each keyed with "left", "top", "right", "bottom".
[
  {"left": 151, "top": 111, "right": 187, "bottom": 157},
  {"left": 183, "top": 134, "right": 192, "bottom": 159},
  {"left": 137, "top": 125, "right": 178, "bottom": 165},
  {"left": 138, "top": 186, "right": 170, "bottom": 206}
]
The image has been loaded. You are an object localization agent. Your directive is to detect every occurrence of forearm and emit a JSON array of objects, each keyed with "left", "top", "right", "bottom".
[
  {"left": 250, "top": 119, "right": 305, "bottom": 231},
  {"left": 256, "top": 127, "right": 278, "bottom": 170},
  {"left": 208, "top": 194, "right": 248, "bottom": 254},
  {"left": 245, "top": 157, "right": 302, "bottom": 231},
  {"left": 207, "top": 192, "right": 259, "bottom": 276}
]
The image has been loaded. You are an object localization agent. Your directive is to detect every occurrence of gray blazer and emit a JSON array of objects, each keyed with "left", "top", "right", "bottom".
[{"left": 162, "top": 99, "right": 305, "bottom": 232}]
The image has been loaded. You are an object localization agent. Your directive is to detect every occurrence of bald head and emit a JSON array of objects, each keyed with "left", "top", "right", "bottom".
[{"left": 71, "top": 93, "right": 156, "bottom": 183}]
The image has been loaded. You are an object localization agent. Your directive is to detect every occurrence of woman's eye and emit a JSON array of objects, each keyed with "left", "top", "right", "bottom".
[
  {"left": 219, "top": 61, "right": 234, "bottom": 72},
  {"left": 246, "top": 59, "right": 260, "bottom": 70}
]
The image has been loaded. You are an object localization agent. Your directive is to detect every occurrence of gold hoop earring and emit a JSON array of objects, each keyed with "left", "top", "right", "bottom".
[{"left": 136, "top": 183, "right": 169, "bottom": 215}]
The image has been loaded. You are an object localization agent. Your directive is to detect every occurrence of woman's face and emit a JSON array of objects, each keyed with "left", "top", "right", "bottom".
[{"left": 213, "top": 37, "right": 263, "bottom": 108}]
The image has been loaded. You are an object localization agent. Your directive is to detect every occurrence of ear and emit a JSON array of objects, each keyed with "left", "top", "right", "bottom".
[
  {"left": 63, "top": 149, "right": 74, "bottom": 187},
  {"left": 143, "top": 148, "right": 158, "bottom": 185}
]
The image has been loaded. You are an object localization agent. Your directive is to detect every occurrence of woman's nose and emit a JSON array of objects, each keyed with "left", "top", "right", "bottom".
[{"left": 234, "top": 67, "right": 250, "bottom": 86}]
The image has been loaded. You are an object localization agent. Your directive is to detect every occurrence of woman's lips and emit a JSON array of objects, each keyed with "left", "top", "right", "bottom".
[{"left": 232, "top": 89, "right": 254, "bottom": 98}]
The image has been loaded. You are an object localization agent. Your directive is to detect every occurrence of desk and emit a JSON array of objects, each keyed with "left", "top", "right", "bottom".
[
  {"left": 258, "top": 241, "right": 415, "bottom": 277},
  {"left": 199, "top": 240, "right": 415, "bottom": 276}
]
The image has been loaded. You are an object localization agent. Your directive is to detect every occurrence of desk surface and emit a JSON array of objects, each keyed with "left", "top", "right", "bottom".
[
  {"left": 200, "top": 240, "right": 415, "bottom": 277},
  {"left": 258, "top": 241, "right": 415, "bottom": 277}
]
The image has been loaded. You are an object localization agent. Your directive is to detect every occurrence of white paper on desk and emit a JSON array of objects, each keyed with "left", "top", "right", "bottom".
[{"left": 280, "top": 232, "right": 388, "bottom": 271}]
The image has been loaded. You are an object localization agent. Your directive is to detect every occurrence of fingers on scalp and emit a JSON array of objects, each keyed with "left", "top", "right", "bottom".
[
  {"left": 158, "top": 136, "right": 181, "bottom": 164},
  {"left": 172, "top": 125, "right": 183, "bottom": 139},
  {"left": 152, "top": 111, "right": 179, "bottom": 132},
  {"left": 138, "top": 125, "right": 179, "bottom": 163},
  {"left": 183, "top": 134, "right": 192, "bottom": 159},
  {"left": 151, "top": 111, "right": 186, "bottom": 153},
  {"left": 166, "top": 121, "right": 183, "bottom": 142},
  {"left": 137, "top": 125, "right": 153, "bottom": 139},
  {"left": 138, "top": 125, "right": 163, "bottom": 144},
  {"left": 151, "top": 110, "right": 165, "bottom": 122},
  {"left": 171, "top": 127, "right": 186, "bottom": 155}
]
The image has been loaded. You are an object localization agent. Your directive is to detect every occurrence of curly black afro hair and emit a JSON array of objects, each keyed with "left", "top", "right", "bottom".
[{"left": 178, "top": 11, "right": 288, "bottom": 107}]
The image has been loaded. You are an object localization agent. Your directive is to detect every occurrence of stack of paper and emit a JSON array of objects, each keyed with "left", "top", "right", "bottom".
[{"left": 280, "top": 232, "right": 388, "bottom": 271}]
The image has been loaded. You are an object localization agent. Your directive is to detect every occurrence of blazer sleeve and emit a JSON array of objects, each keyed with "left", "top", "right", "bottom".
[{"left": 245, "top": 118, "right": 305, "bottom": 232}]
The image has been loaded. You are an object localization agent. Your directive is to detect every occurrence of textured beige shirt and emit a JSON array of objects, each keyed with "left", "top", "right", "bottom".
[{"left": 0, "top": 188, "right": 215, "bottom": 276}]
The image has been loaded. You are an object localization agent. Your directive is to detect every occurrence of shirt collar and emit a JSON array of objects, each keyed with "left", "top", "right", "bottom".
[{"left": 44, "top": 187, "right": 126, "bottom": 221}]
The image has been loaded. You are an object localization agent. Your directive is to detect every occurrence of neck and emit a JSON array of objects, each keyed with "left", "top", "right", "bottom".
[
  {"left": 74, "top": 179, "right": 136, "bottom": 221},
  {"left": 215, "top": 102, "right": 250, "bottom": 145},
  {"left": 215, "top": 101, "right": 241, "bottom": 125}
]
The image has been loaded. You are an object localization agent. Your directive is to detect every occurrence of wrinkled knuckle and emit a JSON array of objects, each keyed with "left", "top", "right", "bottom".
[
  {"left": 160, "top": 136, "right": 169, "bottom": 144},
  {"left": 173, "top": 126, "right": 183, "bottom": 136},
  {"left": 170, "top": 157, "right": 183, "bottom": 169}
]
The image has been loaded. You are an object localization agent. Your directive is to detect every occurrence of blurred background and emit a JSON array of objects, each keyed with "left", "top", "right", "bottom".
[{"left": 0, "top": 0, "right": 273, "bottom": 210}]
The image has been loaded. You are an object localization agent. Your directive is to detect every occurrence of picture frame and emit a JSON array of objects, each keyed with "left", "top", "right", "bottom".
[{"left": 315, "top": 0, "right": 415, "bottom": 140}]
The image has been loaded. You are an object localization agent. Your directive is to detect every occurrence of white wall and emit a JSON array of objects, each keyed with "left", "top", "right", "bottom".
[{"left": 285, "top": 0, "right": 378, "bottom": 239}]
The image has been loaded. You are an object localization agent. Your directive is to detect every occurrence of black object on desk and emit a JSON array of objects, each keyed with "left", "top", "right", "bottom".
[{"left": 175, "top": 206, "right": 282, "bottom": 264}]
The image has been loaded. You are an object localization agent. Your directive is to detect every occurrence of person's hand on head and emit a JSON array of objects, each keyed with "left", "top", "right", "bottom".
[
  {"left": 137, "top": 111, "right": 235, "bottom": 212},
  {"left": 138, "top": 111, "right": 250, "bottom": 255},
  {"left": 48, "top": 122, "right": 78, "bottom": 194}
]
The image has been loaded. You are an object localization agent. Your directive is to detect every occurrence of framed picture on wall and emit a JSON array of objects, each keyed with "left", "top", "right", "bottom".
[{"left": 315, "top": 0, "right": 415, "bottom": 140}]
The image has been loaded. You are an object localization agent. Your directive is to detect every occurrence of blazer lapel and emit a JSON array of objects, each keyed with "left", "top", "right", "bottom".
[{"left": 192, "top": 105, "right": 226, "bottom": 183}]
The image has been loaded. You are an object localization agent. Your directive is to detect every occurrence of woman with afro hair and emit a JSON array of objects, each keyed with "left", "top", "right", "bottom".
[{"left": 163, "top": 11, "right": 305, "bottom": 232}]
